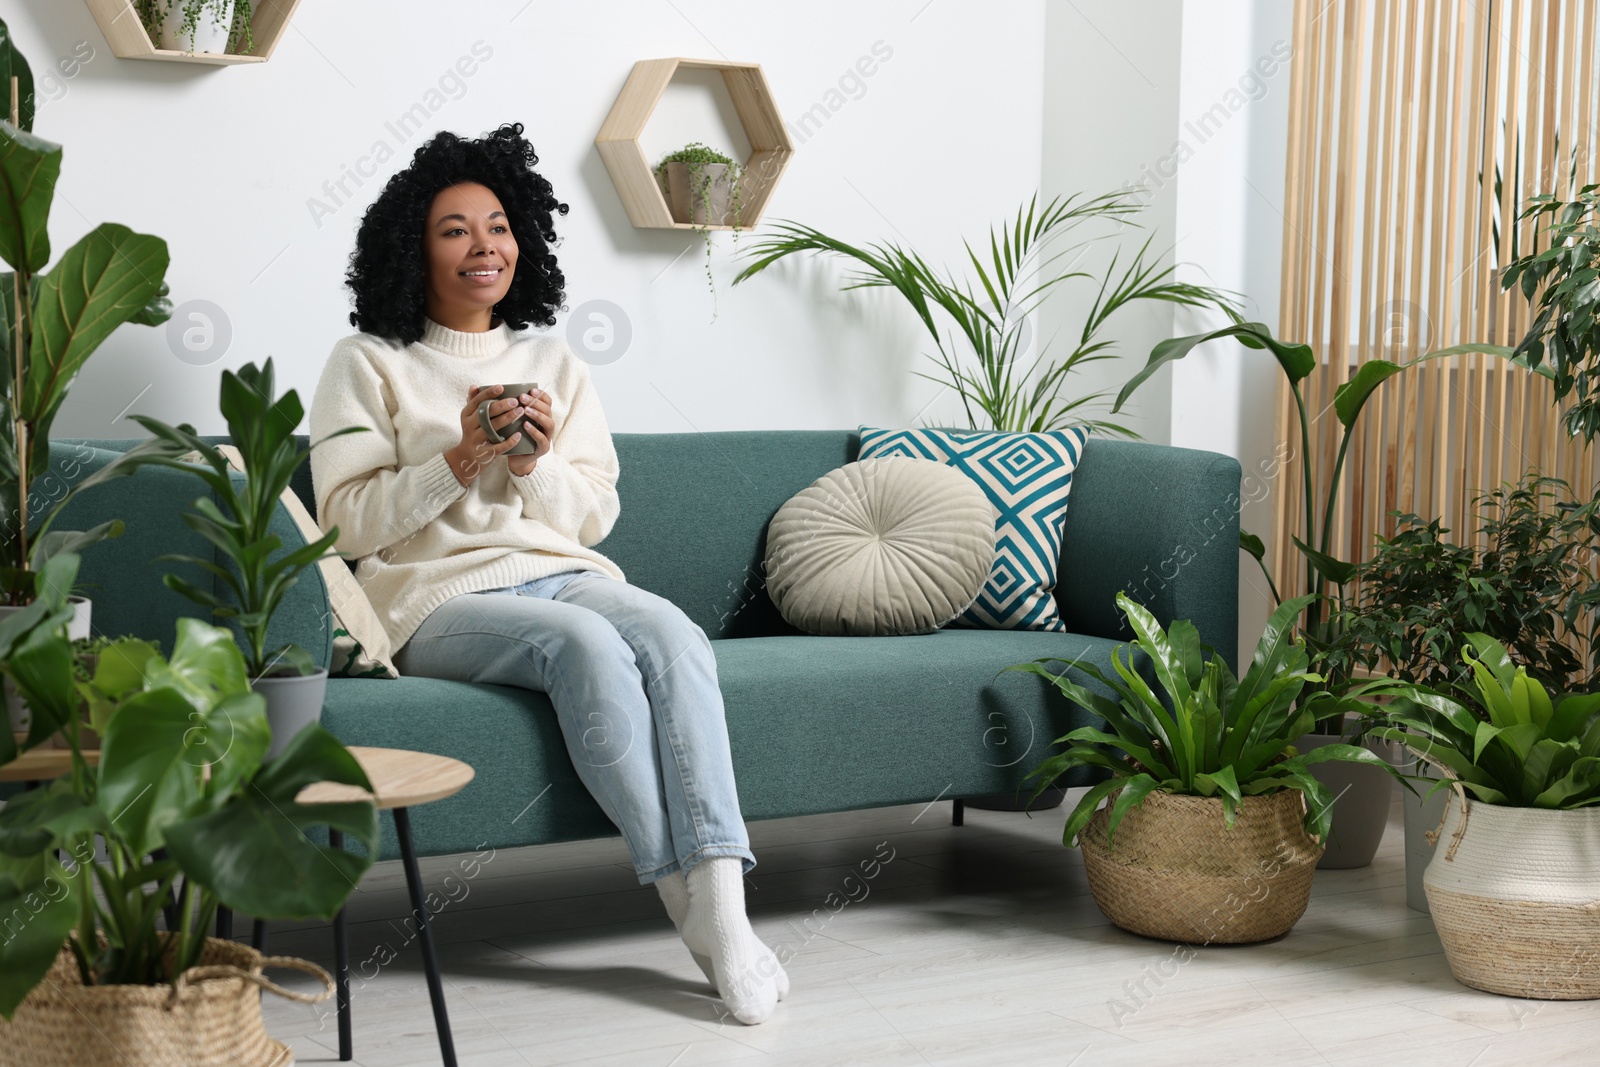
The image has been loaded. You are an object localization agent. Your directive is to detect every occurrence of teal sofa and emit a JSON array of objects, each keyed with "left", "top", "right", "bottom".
[{"left": 48, "top": 431, "right": 1240, "bottom": 861}]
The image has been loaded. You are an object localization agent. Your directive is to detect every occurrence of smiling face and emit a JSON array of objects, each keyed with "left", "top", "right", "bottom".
[{"left": 422, "top": 181, "right": 519, "bottom": 332}]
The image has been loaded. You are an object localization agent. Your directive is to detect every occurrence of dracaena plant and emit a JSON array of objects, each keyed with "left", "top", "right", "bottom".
[
  {"left": 1011, "top": 592, "right": 1397, "bottom": 848},
  {"left": 118, "top": 358, "right": 368, "bottom": 680},
  {"left": 0, "top": 551, "right": 378, "bottom": 1019},
  {"left": 0, "top": 25, "right": 195, "bottom": 605},
  {"left": 1369, "top": 633, "right": 1600, "bottom": 809},
  {"left": 733, "top": 190, "right": 1242, "bottom": 436}
]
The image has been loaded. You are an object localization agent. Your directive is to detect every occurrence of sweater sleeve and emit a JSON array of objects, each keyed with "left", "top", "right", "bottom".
[
  {"left": 310, "top": 341, "right": 467, "bottom": 560},
  {"left": 510, "top": 358, "right": 620, "bottom": 547}
]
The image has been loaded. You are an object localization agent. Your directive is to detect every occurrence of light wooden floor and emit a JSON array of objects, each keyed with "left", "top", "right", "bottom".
[{"left": 258, "top": 791, "right": 1600, "bottom": 1066}]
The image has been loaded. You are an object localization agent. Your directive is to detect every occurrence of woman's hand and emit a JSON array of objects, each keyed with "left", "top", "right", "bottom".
[
  {"left": 445, "top": 384, "right": 531, "bottom": 486},
  {"left": 506, "top": 388, "right": 554, "bottom": 477}
]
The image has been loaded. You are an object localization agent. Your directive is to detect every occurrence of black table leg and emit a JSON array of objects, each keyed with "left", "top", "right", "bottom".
[
  {"left": 215, "top": 905, "right": 233, "bottom": 940},
  {"left": 953, "top": 798, "right": 965, "bottom": 826},
  {"left": 394, "top": 806, "right": 456, "bottom": 1067},
  {"left": 251, "top": 918, "right": 268, "bottom": 953},
  {"left": 329, "top": 827, "right": 352, "bottom": 1063}
]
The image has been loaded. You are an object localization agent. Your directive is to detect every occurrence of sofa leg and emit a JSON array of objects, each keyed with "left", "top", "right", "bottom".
[{"left": 952, "top": 799, "right": 964, "bottom": 826}]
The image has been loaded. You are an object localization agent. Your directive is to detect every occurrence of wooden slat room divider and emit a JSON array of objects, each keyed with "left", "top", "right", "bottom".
[{"left": 1274, "top": 0, "right": 1597, "bottom": 597}]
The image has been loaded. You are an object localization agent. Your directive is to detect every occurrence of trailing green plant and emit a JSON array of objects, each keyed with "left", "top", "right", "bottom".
[
  {"left": 0, "top": 551, "right": 377, "bottom": 1019},
  {"left": 134, "top": 0, "right": 255, "bottom": 55},
  {"left": 1326, "top": 475, "right": 1600, "bottom": 700},
  {"left": 655, "top": 141, "right": 744, "bottom": 319},
  {"left": 734, "top": 189, "right": 1241, "bottom": 436},
  {"left": 118, "top": 358, "right": 368, "bottom": 680},
  {"left": 0, "top": 28, "right": 196, "bottom": 606},
  {"left": 1369, "top": 632, "right": 1600, "bottom": 809},
  {"left": 1011, "top": 592, "right": 1397, "bottom": 848}
]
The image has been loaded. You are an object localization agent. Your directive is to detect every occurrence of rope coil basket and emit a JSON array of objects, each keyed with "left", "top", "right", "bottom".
[
  {"left": 1424, "top": 792, "right": 1600, "bottom": 999},
  {"left": 0, "top": 936, "right": 333, "bottom": 1067},
  {"left": 1079, "top": 787, "right": 1325, "bottom": 944}
]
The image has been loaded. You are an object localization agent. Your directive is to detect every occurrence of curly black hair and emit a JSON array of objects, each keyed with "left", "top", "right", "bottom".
[{"left": 345, "top": 122, "right": 569, "bottom": 344}]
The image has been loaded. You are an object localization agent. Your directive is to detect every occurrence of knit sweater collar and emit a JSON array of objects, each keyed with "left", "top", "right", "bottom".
[{"left": 420, "top": 316, "right": 516, "bottom": 359}]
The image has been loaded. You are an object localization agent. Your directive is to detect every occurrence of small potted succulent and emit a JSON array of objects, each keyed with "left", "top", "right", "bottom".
[
  {"left": 656, "top": 141, "right": 744, "bottom": 317},
  {"left": 1012, "top": 592, "right": 1401, "bottom": 944},
  {"left": 134, "top": 0, "right": 255, "bottom": 55},
  {"left": 122, "top": 358, "right": 368, "bottom": 755},
  {"left": 1369, "top": 634, "right": 1600, "bottom": 999}
]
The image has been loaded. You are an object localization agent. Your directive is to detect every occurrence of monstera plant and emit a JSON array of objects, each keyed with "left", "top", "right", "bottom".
[{"left": 0, "top": 24, "right": 193, "bottom": 607}]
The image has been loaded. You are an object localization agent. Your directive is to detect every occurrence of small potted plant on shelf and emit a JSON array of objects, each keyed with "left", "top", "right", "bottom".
[
  {"left": 134, "top": 0, "right": 255, "bottom": 56},
  {"left": 656, "top": 141, "right": 744, "bottom": 317},
  {"left": 0, "top": 31, "right": 196, "bottom": 730},
  {"left": 1011, "top": 592, "right": 1401, "bottom": 944},
  {"left": 121, "top": 358, "right": 369, "bottom": 755},
  {"left": 0, "top": 552, "right": 378, "bottom": 1066},
  {"left": 1368, "top": 633, "right": 1600, "bottom": 999}
]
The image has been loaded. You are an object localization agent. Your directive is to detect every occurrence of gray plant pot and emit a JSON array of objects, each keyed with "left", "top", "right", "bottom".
[
  {"left": 2, "top": 596, "right": 93, "bottom": 734},
  {"left": 253, "top": 667, "right": 329, "bottom": 758},
  {"left": 663, "top": 162, "right": 738, "bottom": 226},
  {"left": 1298, "top": 731, "right": 1396, "bottom": 869},
  {"left": 1402, "top": 760, "right": 1448, "bottom": 913}
]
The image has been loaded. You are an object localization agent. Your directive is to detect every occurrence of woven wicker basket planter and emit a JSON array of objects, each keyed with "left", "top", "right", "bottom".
[
  {"left": 0, "top": 936, "right": 333, "bottom": 1067},
  {"left": 1080, "top": 787, "right": 1326, "bottom": 944},
  {"left": 1425, "top": 794, "right": 1600, "bottom": 999}
]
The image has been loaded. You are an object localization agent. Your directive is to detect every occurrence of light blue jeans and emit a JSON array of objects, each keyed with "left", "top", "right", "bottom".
[{"left": 392, "top": 569, "right": 754, "bottom": 884}]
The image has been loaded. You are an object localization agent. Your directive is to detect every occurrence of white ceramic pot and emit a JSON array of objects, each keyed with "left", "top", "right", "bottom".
[
  {"left": 1, "top": 596, "right": 92, "bottom": 735},
  {"left": 156, "top": 0, "right": 236, "bottom": 54},
  {"left": 252, "top": 666, "right": 329, "bottom": 759},
  {"left": 1425, "top": 793, "right": 1600, "bottom": 998}
]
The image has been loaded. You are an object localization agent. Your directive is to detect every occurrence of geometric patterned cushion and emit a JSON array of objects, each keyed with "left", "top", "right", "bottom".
[{"left": 858, "top": 425, "right": 1089, "bottom": 631}]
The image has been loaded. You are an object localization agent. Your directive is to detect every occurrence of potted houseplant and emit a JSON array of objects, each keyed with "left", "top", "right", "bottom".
[
  {"left": 656, "top": 141, "right": 744, "bottom": 319},
  {"left": 734, "top": 189, "right": 1240, "bottom": 436},
  {"left": 1113, "top": 320, "right": 1533, "bottom": 866},
  {"left": 134, "top": 0, "right": 255, "bottom": 56},
  {"left": 1328, "top": 475, "right": 1600, "bottom": 905},
  {"left": 121, "top": 358, "right": 368, "bottom": 755},
  {"left": 0, "top": 551, "right": 378, "bottom": 1065},
  {"left": 1369, "top": 633, "right": 1600, "bottom": 999},
  {"left": 0, "top": 33, "right": 197, "bottom": 729},
  {"left": 1011, "top": 592, "right": 1400, "bottom": 944}
]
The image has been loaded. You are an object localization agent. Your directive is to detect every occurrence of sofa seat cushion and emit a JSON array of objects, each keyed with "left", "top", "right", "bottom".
[{"left": 320, "top": 629, "right": 1125, "bottom": 860}]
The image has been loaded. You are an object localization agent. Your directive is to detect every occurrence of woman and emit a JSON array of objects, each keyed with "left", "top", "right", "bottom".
[{"left": 308, "top": 123, "right": 787, "bottom": 1025}]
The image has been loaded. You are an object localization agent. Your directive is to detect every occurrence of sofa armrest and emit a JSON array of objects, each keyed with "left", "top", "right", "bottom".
[{"left": 1054, "top": 439, "right": 1241, "bottom": 671}]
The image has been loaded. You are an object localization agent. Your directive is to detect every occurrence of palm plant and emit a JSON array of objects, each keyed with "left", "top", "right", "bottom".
[
  {"left": 1011, "top": 592, "right": 1397, "bottom": 848},
  {"left": 732, "top": 189, "right": 1241, "bottom": 436},
  {"left": 1370, "top": 633, "right": 1600, "bottom": 809}
]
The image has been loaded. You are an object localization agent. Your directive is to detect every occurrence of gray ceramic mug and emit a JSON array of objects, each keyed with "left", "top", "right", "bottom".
[{"left": 476, "top": 382, "right": 541, "bottom": 456}]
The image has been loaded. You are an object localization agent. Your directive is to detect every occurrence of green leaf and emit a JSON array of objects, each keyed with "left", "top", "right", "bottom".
[
  {"left": 1290, "top": 534, "right": 1356, "bottom": 587},
  {"left": 1239, "top": 530, "right": 1266, "bottom": 561},
  {"left": 0, "top": 866, "right": 79, "bottom": 1020},
  {"left": 96, "top": 687, "right": 204, "bottom": 857},
  {"left": 162, "top": 725, "right": 377, "bottom": 920},
  {"left": 1332, "top": 358, "right": 1407, "bottom": 428},
  {"left": 1061, "top": 778, "right": 1123, "bottom": 848},
  {"left": 1194, "top": 766, "right": 1242, "bottom": 827},
  {"left": 1115, "top": 322, "right": 1316, "bottom": 413},
  {"left": 0, "top": 120, "right": 59, "bottom": 273},
  {"left": 0, "top": 20, "right": 37, "bottom": 134},
  {"left": 1102, "top": 775, "right": 1164, "bottom": 851}
]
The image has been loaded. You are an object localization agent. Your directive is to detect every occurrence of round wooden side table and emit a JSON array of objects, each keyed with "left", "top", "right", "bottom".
[{"left": 293, "top": 747, "right": 475, "bottom": 1067}]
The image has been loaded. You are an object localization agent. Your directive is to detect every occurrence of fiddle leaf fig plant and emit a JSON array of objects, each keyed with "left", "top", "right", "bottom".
[
  {"left": 120, "top": 358, "right": 369, "bottom": 680},
  {"left": 0, "top": 26, "right": 196, "bottom": 607},
  {"left": 0, "top": 551, "right": 378, "bottom": 1019}
]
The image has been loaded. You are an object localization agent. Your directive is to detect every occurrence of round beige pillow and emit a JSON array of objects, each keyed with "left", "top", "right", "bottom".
[{"left": 764, "top": 457, "right": 997, "bottom": 636}]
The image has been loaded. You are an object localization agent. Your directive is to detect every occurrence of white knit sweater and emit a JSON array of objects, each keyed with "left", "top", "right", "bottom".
[{"left": 308, "top": 317, "right": 625, "bottom": 654}]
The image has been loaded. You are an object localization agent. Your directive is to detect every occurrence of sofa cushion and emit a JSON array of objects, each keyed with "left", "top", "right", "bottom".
[
  {"left": 319, "top": 627, "right": 1124, "bottom": 859},
  {"left": 858, "top": 426, "right": 1089, "bottom": 632},
  {"left": 764, "top": 457, "right": 996, "bottom": 636}
]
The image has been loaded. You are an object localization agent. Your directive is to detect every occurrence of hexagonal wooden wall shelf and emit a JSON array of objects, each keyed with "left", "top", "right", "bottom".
[
  {"left": 596, "top": 58, "right": 794, "bottom": 231},
  {"left": 85, "top": 0, "right": 302, "bottom": 66}
]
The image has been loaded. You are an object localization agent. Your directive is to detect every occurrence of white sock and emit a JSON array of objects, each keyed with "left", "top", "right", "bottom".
[
  {"left": 682, "top": 857, "right": 786, "bottom": 1024},
  {"left": 653, "top": 869, "right": 717, "bottom": 989}
]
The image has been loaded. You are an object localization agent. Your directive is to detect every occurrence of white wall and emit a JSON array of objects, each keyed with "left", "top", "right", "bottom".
[
  {"left": 1171, "top": 0, "right": 1296, "bottom": 654},
  {"left": 1039, "top": 0, "right": 1186, "bottom": 445},
  {"left": 7, "top": 1, "right": 1046, "bottom": 439}
]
